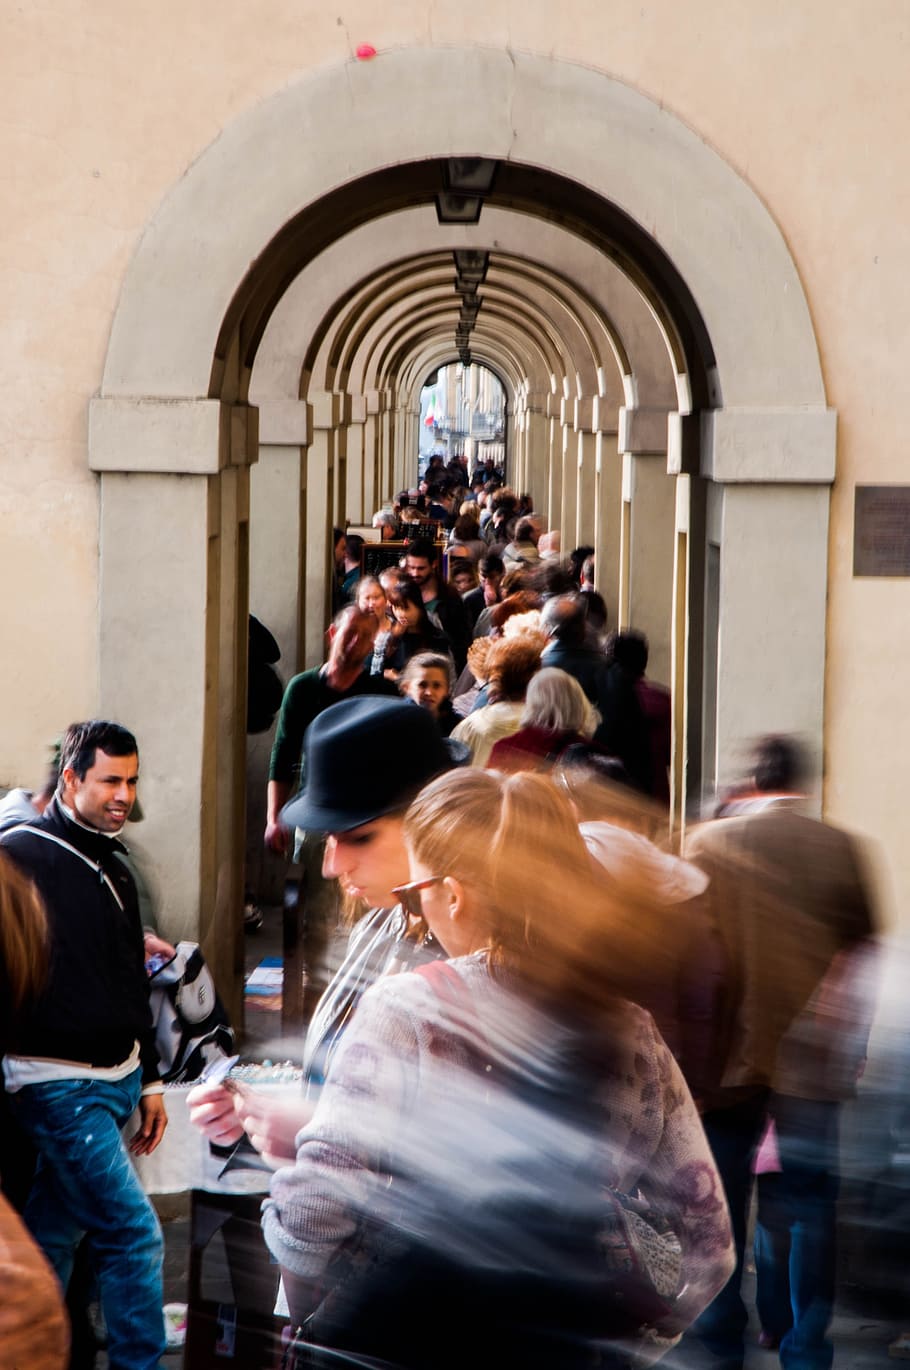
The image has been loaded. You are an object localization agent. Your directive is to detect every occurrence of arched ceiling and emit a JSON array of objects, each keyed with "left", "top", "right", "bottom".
[{"left": 250, "top": 203, "right": 683, "bottom": 437}]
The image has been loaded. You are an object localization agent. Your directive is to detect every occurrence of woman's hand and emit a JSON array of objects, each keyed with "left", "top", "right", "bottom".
[
  {"left": 186, "top": 1081, "right": 246, "bottom": 1147},
  {"left": 187, "top": 1081, "right": 314, "bottom": 1168},
  {"left": 233, "top": 1085, "right": 314, "bottom": 1168}
]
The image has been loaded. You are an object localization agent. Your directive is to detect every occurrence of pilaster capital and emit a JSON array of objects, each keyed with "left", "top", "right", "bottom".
[
  {"left": 618, "top": 406, "right": 672, "bottom": 455},
  {"left": 309, "top": 391, "right": 349, "bottom": 430},
  {"left": 573, "top": 396, "right": 596, "bottom": 434},
  {"left": 701, "top": 408, "right": 836, "bottom": 483},
  {"left": 89, "top": 396, "right": 242, "bottom": 474},
  {"left": 258, "top": 399, "right": 311, "bottom": 446}
]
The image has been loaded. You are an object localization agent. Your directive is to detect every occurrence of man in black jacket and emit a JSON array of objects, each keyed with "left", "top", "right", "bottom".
[{"left": 1, "top": 720, "right": 167, "bottom": 1370}]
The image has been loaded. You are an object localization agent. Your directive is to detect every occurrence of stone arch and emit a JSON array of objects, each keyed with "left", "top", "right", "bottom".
[{"left": 90, "top": 46, "right": 834, "bottom": 994}]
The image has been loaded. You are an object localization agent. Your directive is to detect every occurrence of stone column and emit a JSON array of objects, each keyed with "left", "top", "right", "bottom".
[
  {"left": 393, "top": 405, "right": 419, "bottom": 496},
  {"left": 510, "top": 400, "right": 526, "bottom": 492},
  {"left": 306, "top": 391, "right": 341, "bottom": 663},
  {"left": 669, "top": 473, "right": 691, "bottom": 836},
  {"left": 346, "top": 395, "right": 367, "bottom": 524},
  {"left": 522, "top": 395, "right": 549, "bottom": 512},
  {"left": 364, "top": 390, "right": 384, "bottom": 509},
  {"left": 332, "top": 393, "right": 352, "bottom": 531},
  {"left": 546, "top": 396, "right": 562, "bottom": 531},
  {"left": 592, "top": 399, "right": 622, "bottom": 625},
  {"left": 253, "top": 401, "right": 312, "bottom": 669},
  {"left": 89, "top": 396, "right": 256, "bottom": 1023},
  {"left": 247, "top": 402, "right": 310, "bottom": 908},
  {"left": 698, "top": 406, "right": 835, "bottom": 812},
  {"left": 559, "top": 395, "right": 577, "bottom": 554},
  {"left": 378, "top": 401, "right": 393, "bottom": 503},
  {"left": 667, "top": 413, "right": 706, "bottom": 836},
  {"left": 574, "top": 396, "right": 597, "bottom": 547},
  {"left": 617, "top": 407, "right": 676, "bottom": 688}
]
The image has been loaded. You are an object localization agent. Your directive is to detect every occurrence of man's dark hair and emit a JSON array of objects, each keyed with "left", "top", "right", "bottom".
[
  {"left": 541, "top": 593, "right": 589, "bottom": 646},
  {"left": 345, "top": 533, "right": 364, "bottom": 561},
  {"left": 568, "top": 545, "right": 595, "bottom": 586},
  {"left": 60, "top": 721, "right": 138, "bottom": 780},
  {"left": 404, "top": 538, "right": 437, "bottom": 564},
  {"left": 532, "top": 561, "right": 576, "bottom": 598},
  {"left": 753, "top": 735, "right": 806, "bottom": 793},
  {"left": 515, "top": 517, "right": 537, "bottom": 543},
  {"left": 581, "top": 554, "right": 596, "bottom": 586},
  {"left": 37, "top": 742, "right": 62, "bottom": 804},
  {"left": 333, "top": 526, "right": 345, "bottom": 547},
  {"left": 612, "top": 630, "right": 649, "bottom": 677},
  {"left": 582, "top": 589, "right": 608, "bottom": 636},
  {"left": 479, "top": 553, "right": 504, "bottom": 579}
]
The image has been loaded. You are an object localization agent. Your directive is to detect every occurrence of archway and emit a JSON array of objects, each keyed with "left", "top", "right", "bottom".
[
  {"left": 89, "top": 46, "right": 834, "bottom": 1005},
  {"left": 418, "top": 362, "right": 508, "bottom": 479}
]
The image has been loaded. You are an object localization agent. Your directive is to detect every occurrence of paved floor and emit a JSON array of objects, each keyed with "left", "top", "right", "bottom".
[{"left": 139, "top": 902, "right": 906, "bottom": 1367}]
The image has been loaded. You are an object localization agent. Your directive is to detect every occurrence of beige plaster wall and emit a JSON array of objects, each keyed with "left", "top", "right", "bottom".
[{"left": 3, "top": 1, "right": 908, "bottom": 919}]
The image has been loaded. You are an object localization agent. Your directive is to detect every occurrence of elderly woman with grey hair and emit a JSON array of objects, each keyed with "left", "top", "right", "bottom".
[
  {"left": 371, "top": 509, "right": 399, "bottom": 540},
  {"left": 486, "top": 666, "right": 599, "bottom": 773}
]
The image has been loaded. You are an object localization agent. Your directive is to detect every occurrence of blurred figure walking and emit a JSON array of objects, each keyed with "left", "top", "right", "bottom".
[{"left": 683, "top": 736, "right": 877, "bottom": 1370}]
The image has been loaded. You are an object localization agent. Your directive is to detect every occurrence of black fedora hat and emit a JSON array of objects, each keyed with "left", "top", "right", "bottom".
[{"left": 281, "top": 696, "right": 467, "bottom": 833}]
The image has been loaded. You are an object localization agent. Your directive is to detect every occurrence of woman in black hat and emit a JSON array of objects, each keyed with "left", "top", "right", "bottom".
[{"left": 187, "top": 697, "right": 461, "bottom": 1164}]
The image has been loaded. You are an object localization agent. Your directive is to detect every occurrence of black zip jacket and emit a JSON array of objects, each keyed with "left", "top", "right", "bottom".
[{"left": 0, "top": 798, "right": 159, "bottom": 1083}]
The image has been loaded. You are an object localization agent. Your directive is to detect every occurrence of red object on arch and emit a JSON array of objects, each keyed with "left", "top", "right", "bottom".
[{"left": 355, "top": 43, "right": 377, "bottom": 60}]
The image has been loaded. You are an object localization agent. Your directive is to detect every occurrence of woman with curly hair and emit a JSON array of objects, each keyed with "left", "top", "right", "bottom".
[{"left": 451, "top": 631, "right": 546, "bottom": 766}]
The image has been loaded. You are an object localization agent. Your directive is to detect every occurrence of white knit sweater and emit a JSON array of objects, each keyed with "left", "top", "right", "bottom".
[{"left": 262, "top": 955, "right": 733, "bottom": 1335}]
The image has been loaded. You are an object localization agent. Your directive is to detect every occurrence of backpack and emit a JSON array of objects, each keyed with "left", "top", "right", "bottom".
[
  {"left": 247, "top": 614, "right": 284, "bottom": 734},
  {"left": 148, "top": 941, "right": 235, "bottom": 1082}
]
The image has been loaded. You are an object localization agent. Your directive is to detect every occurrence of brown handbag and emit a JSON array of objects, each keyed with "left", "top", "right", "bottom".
[{"left": 0, "top": 1193, "right": 70, "bottom": 1369}]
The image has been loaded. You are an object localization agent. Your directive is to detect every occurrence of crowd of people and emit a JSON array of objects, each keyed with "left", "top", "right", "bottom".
[{"left": 0, "top": 454, "right": 887, "bottom": 1369}]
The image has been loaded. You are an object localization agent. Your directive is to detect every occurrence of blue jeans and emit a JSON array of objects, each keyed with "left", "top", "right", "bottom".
[
  {"left": 12, "top": 1069, "right": 165, "bottom": 1370},
  {"left": 688, "top": 1091, "right": 769, "bottom": 1370},
  {"left": 754, "top": 1097, "right": 839, "bottom": 1370}
]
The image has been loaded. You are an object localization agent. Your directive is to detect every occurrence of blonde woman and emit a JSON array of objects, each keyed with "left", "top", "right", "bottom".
[{"left": 264, "top": 769, "right": 734, "bottom": 1370}]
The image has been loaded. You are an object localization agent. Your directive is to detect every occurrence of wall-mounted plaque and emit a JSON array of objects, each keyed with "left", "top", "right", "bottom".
[{"left": 854, "top": 485, "right": 910, "bottom": 577}]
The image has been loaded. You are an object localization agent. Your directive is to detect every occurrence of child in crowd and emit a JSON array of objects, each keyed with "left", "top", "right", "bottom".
[{"left": 398, "top": 652, "right": 459, "bottom": 736}]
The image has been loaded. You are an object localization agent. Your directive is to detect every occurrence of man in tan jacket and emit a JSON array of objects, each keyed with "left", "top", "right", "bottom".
[{"left": 683, "top": 736, "right": 877, "bottom": 1370}]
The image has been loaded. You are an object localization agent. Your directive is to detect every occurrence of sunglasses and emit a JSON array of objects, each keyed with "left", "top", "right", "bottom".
[{"left": 391, "top": 876, "right": 445, "bottom": 920}]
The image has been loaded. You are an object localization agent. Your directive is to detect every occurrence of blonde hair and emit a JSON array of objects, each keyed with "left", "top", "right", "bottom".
[{"left": 404, "top": 769, "right": 661, "bottom": 1010}]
